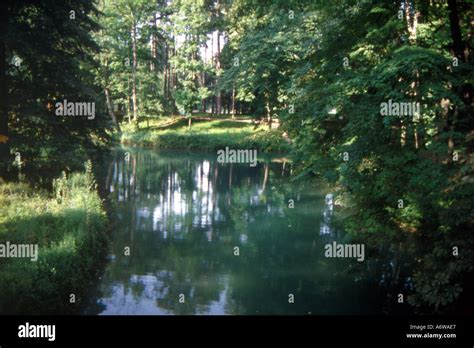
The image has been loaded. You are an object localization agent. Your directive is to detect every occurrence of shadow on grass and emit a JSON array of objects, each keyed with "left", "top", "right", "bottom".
[
  {"left": 209, "top": 120, "right": 251, "bottom": 129},
  {"left": 0, "top": 208, "right": 108, "bottom": 315}
]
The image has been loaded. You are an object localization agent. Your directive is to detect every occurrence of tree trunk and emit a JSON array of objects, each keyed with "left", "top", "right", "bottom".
[
  {"left": 448, "top": 0, "right": 466, "bottom": 63},
  {"left": 131, "top": 21, "right": 139, "bottom": 126},
  {"left": 150, "top": 35, "right": 156, "bottom": 72},
  {"left": 150, "top": 14, "right": 158, "bottom": 72},
  {"left": 173, "top": 37, "right": 177, "bottom": 96},
  {"left": 201, "top": 44, "right": 207, "bottom": 113},
  {"left": 167, "top": 45, "right": 171, "bottom": 94},
  {"left": 105, "top": 88, "right": 121, "bottom": 133},
  {"left": 0, "top": 1, "right": 9, "bottom": 166},
  {"left": 216, "top": 30, "right": 222, "bottom": 115},
  {"left": 126, "top": 76, "right": 131, "bottom": 124},
  {"left": 201, "top": 71, "right": 206, "bottom": 113},
  {"left": 103, "top": 55, "right": 121, "bottom": 133},
  {"left": 215, "top": 0, "right": 222, "bottom": 115},
  {"left": 447, "top": 0, "right": 473, "bottom": 155},
  {"left": 265, "top": 99, "right": 272, "bottom": 130},
  {"left": 163, "top": 43, "right": 168, "bottom": 99},
  {"left": 231, "top": 86, "right": 236, "bottom": 119},
  {"left": 213, "top": 98, "right": 216, "bottom": 115}
]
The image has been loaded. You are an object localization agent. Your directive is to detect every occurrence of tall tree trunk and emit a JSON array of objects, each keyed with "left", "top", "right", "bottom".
[
  {"left": 173, "top": 37, "right": 177, "bottom": 94},
  {"left": 167, "top": 45, "right": 171, "bottom": 94},
  {"left": 231, "top": 86, "right": 236, "bottom": 119},
  {"left": 448, "top": 0, "right": 467, "bottom": 63},
  {"left": 131, "top": 21, "right": 139, "bottom": 126},
  {"left": 201, "top": 44, "right": 207, "bottom": 113},
  {"left": 215, "top": 0, "right": 222, "bottom": 115},
  {"left": 150, "top": 14, "right": 157, "bottom": 72},
  {"left": 0, "top": 1, "right": 9, "bottom": 167},
  {"left": 163, "top": 43, "right": 168, "bottom": 99},
  {"left": 105, "top": 88, "right": 121, "bottom": 133},
  {"left": 216, "top": 29, "right": 222, "bottom": 115},
  {"left": 201, "top": 71, "right": 206, "bottom": 113},
  {"left": 265, "top": 98, "right": 272, "bottom": 130},
  {"left": 447, "top": 0, "right": 473, "bottom": 156},
  {"left": 103, "top": 55, "right": 121, "bottom": 133},
  {"left": 150, "top": 35, "right": 156, "bottom": 72},
  {"left": 166, "top": 41, "right": 173, "bottom": 103},
  {"left": 126, "top": 76, "right": 131, "bottom": 124}
]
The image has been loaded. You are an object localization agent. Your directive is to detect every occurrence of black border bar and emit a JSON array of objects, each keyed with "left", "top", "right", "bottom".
[{"left": 0, "top": 315, "right": 473, "bottom": 345}]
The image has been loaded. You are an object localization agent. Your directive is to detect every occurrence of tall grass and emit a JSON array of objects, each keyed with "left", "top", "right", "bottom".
[{"left": 0, "top": 161, "right": 108, "bottom": 314}]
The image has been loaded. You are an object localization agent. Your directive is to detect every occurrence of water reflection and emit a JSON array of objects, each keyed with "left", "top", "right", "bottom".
[
  {"left": 85, "top": 149, "right": 406, "bottom": 315},
  {"left": 320, "top": 193, "right": 334, "bottom": 236}
]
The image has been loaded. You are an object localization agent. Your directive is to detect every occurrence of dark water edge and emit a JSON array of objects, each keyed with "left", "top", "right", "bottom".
[{"left": 79, "top": 147, "right": 418, "bottom": 315}]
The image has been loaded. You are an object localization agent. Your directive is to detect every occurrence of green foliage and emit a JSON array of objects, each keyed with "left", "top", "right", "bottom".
[
  {"left": 170, "top": 0, "right": 211, "bottom": 118},
  {"left": 0, "top": 164, "right": 109, "bottom": 314},
  {"left": 2, "top": 0, "right": 472, "bottom": 315},
  {"left": 274, "top": 0, "right": 474, "bottom": 313},
  {"left": 94, "top": 0, "right": 171, "bottom": 125},
  {"left": 2, "top": 0, "right": 113, "bottom": 173}
]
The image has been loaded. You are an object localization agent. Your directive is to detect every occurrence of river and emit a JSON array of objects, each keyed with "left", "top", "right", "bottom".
[{"left": 84, "top": 148, "right": 407, "bottom": 315}]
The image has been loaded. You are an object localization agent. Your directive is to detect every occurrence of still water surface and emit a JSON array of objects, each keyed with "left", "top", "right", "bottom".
[{"left": 85, "top": 148, "right": 400, "bottom": 315}]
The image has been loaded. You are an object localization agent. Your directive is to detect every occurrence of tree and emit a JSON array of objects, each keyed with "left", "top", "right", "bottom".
[
  {"left": 0, "top": 0, "right": 113, "bottom": 175},
  {"left": 109, "top": 0, "right": 157, "bottom": 128},
  {"left": 171, "top": 0, "right": 211, "bottom": 127},
  {"left": 0, "top": 1, "right": 8, "bottom": 166}
]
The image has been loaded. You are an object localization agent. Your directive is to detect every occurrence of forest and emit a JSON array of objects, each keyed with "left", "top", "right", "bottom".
[{"left": 0, "top": 0, "right": 472, "bottom": 316}]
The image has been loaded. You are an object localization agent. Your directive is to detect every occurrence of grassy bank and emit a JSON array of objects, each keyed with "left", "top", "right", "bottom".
[
  {"left": 120, "top": 116, "right": 289, "bottom": 153},
  {"left": 0, "top": 162, "right": 108, "bottom": 314}
]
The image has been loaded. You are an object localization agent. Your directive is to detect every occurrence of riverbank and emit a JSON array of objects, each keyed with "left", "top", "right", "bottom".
[
  {"left": 0, "top": 162, "right": 108, "bottom": 314},
  {"left": 120, "top": 116, "right": 289, "bottom": 153}
]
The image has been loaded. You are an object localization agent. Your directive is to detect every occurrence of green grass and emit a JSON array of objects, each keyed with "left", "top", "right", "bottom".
[
  {"left": 120, "top": 116, "right": 289, "bottom": 153},
  {"left": 0, "top": 162, "right": 108, "bottom": 314}
]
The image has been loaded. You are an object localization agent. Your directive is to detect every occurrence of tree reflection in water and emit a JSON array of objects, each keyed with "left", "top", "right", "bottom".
[{"left": 85, "top": 149, "right": 410, "bottom": 315}]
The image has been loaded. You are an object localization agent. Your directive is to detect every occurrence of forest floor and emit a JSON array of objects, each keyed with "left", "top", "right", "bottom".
[{"left": 120, "top": 115, "right": 289, "bottom": 153}]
